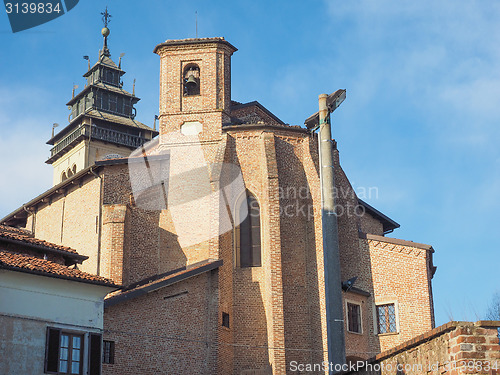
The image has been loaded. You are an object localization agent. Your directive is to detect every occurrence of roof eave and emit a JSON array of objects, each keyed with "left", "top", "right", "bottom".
[
  {"left": 104, "top": 259, "right": 222, "bottom": 308},
  {"left": 358, "top": 199, "right": 400, "bottom": 233},
  {"left": 231, "top": 100, "right": 286, "bottom": 125},
  {"left": 0, "top": 236, "right": 88, "bottom": 264},
  {"left": 0, "top": 264, "right": 119, "bottom": 288}
]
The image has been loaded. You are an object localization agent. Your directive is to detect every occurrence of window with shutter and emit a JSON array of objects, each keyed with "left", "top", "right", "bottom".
[
  {"left": 346, "top": 302, "right": 362, "bottom": 333},
  {"left": 45, "top": 328, "right": 60, "bottom": 373},
  {"left": 45, "top": 328, "right": 100, "bottom": 375},
  {"left": 89, "top": 333, "right": 102, "bottom": 374}
]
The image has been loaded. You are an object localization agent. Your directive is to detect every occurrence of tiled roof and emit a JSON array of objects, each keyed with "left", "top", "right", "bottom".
[
  {"left": 84, "top": 56, "right": 123, "bottom": 77},
  {"left": 85, "top": 109, "right": 154, "bottom": 131},
  {"left": 0, "top": 225, "right": 81, "bottom": 256},
  {"left": 0, "top": 251, "right": 117, "bottom": 287},
  {"left": 66, "top": 82, "right": 137, "bottom": 106},
  {"left": 92, "top": 82, "right": 134, "bottom": 97},
  {"left": 98, "top": 56, "right": 119, "bottom": 70},
  {"left": 0, "top": 225, "right": 33, "bottom": 237}
]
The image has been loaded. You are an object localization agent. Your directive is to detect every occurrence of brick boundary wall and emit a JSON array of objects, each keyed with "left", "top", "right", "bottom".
[{"left": 339, "top": 321, "right": 500, "bottom": 375}]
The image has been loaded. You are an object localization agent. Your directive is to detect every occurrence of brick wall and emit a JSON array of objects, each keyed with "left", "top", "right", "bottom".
[
  {"left": 341, "top": 321, "right": 500, "bottom": 375},
  {"left": 363, "top": 235, "right": 435, "bottom": 353},
  {"left": 155, "top": 38, "right": 235, "bottom": 140},
  {"left": 13, "top": 36, "right": 439, "bottom": 375},
  {"left": 103, "top": 271, "right": 219, "bottom": 375},
  {"left": 29, "top": 174, "right": 101, "bottom": 275}
]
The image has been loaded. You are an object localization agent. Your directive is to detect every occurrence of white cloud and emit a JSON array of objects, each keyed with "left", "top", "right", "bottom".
[{"left": 0, "top": 87, "right": 55, "bottom": 217}]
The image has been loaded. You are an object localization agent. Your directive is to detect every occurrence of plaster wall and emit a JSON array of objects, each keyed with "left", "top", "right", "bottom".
[{"left": 0, "top": 269, "right": 113, "bottom": 329}]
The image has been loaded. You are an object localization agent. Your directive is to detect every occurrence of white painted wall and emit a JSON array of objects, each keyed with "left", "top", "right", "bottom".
[{"left": 0, "top": 269, "right": 114, "bottom": 329}]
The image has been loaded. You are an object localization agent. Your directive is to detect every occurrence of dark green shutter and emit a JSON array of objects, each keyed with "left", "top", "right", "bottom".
[
  {"left": 89, "top": 333, "right": 102, "bottom": 375},
  {"left": 45, "top": 328, "right": 60, "bottom": 373}
]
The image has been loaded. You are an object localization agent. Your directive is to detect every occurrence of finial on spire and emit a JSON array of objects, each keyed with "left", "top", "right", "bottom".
[
  {"left": 119, "top": 52, "right": 125, "bottom": 69},
  {"left": 133, "top": 78, "right": 136, "bottom": 96},
  {"left": 101, "top": 7, "right": 111, "bottom": 28},
  {"left": 83, "top": 55, "right": 90, "bottom": 70},
  {"left": 100, "top": 7, "right": 112, "bottom": 57}
]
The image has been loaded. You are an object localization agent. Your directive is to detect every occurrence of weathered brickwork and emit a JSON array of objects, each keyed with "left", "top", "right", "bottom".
[
  {"left": 359, "top": 212, "right": 384, "bottom": 236},
  {"left": 342, "top": 321, "right": 500, "bottom": 375},
  {"left": 154, "top": 38, "right": 236, "bottom": 140},
  {"left": 103, "top": 272, "right": 219, "bottom": 375},
  {"left": 101, "top": 204, "right": 129, "bottom": 285},
  {"left": 6, "top": 37, "right": 438, "bottom": 375},
  {"left": 364, "top": 236, "right": 435, "bottom": 353}
]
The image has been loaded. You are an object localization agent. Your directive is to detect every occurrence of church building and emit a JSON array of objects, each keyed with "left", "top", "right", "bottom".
[{"left": 1, "top": 17, "right": 436, "bottom": 375}]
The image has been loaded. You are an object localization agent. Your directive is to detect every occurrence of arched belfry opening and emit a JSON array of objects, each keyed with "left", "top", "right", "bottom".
[{"left": 183, "top": 64, "right": 200, "bottom": 96}]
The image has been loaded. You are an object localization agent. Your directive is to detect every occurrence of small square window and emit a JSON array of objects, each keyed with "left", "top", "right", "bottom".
[
  {"left": 222, "top": 312, "right": 230, "bottom": 328},
  {"left": 376, "top": 303, "right": 397, "bottom": 334},
  {"left": 103, "top": 340, "right": 115, "bottom": 364},
  {"left": 347, "top": 302, "right": 362, "bottom": 333}
]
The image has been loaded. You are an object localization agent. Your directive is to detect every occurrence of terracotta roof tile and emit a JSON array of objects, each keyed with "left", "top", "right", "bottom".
[
  {"left": 0, "top": 225, "right": 79, "bottom": 256},
  {"left": 0, "top": 225, "right": 34, "bottom": 237},
  {"left": 0, "top": 251, "right": 117, "bottom": 287}
]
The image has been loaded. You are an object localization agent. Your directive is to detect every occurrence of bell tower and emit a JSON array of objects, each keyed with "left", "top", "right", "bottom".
[
  {"left": 153, "top": 38, "right": 237, "bottom": 141},
  {"left": 46, "top": 8, "right": 158, "bottom": 186}
]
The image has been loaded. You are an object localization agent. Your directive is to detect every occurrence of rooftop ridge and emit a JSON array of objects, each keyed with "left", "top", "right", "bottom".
[{"left": 0, "top": 250, "right": 116, "bottom": 287}]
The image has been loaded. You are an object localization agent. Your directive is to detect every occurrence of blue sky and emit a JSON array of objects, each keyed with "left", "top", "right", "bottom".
[{"left": 1, "top": 0, "right": 499, "bottom": 326}]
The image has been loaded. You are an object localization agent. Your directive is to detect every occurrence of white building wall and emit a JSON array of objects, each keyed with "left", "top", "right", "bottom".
[{"left": 0, "top": 270, "right": 114, "bottom": 375}]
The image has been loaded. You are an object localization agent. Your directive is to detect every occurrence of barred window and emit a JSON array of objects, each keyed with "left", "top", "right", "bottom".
[
  {"left": 102, "top": 340, "right": 115, "bottom": 364},
  {"left": 376, "top": 303, "right": 397, "bottom": 334}
]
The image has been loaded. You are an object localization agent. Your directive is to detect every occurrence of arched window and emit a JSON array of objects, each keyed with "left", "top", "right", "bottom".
[
  {"left": 235, "top": 191, "right": 261, "bottom": 267},
  {"left": 72, "top": 164, "right": 77, "bottom": 175},
  {"left": 61, "top": 172, "right": 67, "bottom": 182},
  {"left": 183, "top": 64, "right": 200, "bottom": 96},
  {"left": 67, "top": 168, "right": 73, "bottom": 178}
]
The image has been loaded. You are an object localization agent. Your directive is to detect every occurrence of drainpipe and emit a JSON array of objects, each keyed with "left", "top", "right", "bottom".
[
  {"left": 318, "top": 94, "right": 346, "bottom": 373},
  {"left": 23, "top": 205, "right": 35, "bottom": 234},
  {"left": 90, "top": 166, "right": 103, "bottom": 276}
]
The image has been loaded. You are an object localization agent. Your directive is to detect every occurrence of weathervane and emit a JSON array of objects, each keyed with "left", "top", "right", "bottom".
[{"left": 101, "top": 7, "right": 111, "bottom": 28}]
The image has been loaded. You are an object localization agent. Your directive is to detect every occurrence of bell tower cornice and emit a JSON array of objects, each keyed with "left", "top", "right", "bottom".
[{"left": 153, "top": 37, "right": 237, "bottom": 56}]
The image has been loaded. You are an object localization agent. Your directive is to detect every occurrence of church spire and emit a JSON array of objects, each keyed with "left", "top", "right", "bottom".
[{"left": 100, "top": 7, "right": 111, "bottom": 57}]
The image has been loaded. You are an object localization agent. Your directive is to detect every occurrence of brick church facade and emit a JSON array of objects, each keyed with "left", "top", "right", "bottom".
[{"left": 2, "top": 32, "right": 436, "bottom": 374}]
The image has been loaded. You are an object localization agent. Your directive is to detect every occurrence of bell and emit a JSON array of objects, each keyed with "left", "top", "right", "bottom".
[{"left": 185, "top": 74, "right": 197, "bottom": 87}]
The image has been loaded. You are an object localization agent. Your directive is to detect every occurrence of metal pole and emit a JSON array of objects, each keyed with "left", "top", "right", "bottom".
[{"left": 318, "top": 93, "right": 346, "bottom": 373}]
